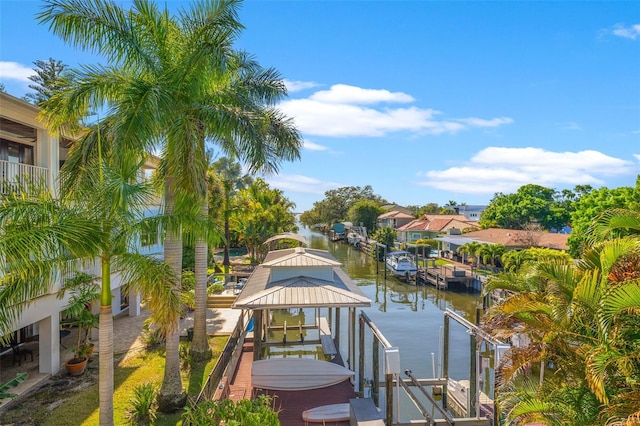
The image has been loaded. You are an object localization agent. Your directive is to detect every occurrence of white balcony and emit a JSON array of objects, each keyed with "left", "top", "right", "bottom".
[{"left": 0, "top": 160, "right": 49, "bottom": 195}]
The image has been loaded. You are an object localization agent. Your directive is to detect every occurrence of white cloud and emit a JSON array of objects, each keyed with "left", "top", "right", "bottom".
[
  {"left": 303, "top": 140, "right": 328, "bottom": 151},
  {"left": 265, "top": 174, "right": 342, "bottom": 195},
  {"left": 557, "top": 121, "right": 582, "bottom": 131},
  {"left": 416, "top": 147, "right": 635, "bottom": 195},
  {"left": 612, "top": 23, "right": 640, "bottom": 40},
  {"left": 283, "top": 79, "right": 321, "bottom": 93},
  {"left": 634, "top": 153, "right": 640, "bottom": 162},
  {"left": 457, "top": 117, "right": 514, "bottom": 128},
  {"left": 279, "top": 84, "right": 512, "bottom": 137},
  {"left": 0, "top": 61, "right": 32, "bottom": 82},
  {"left": 309, "top": 84, "right": 414, "bottom": 105}
]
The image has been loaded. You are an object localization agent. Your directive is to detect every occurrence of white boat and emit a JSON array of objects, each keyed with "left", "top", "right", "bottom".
[
  {"left": 385, "top": 251, "right": 418, "bottom": 279},
  {"left": 347, "top": 232, "right": 361, "bottom": 246},
  {"left": 251, "top": 358, "right": 354, "bottom": 391},
  {"left": 302, "top": 403, "right": 350, "bottom": 423}
]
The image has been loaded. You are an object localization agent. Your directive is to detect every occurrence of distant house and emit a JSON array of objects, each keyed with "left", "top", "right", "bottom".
[
  {"left": 434, "top": 228, "right": 570, "bottom": 256},
  {"left": 451, "top": 205, "right": 487, "bottom": 222},
  {"left": 377, "top": 210, "right": 415, "bottom": 230},
  {"left": 396, "top": 216, "right": 479, "bottom": 243},
  {"left": 380, "top": 204, "right": 414, "bottom": 216}
]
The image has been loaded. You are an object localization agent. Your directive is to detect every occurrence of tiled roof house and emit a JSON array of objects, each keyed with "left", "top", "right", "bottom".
[
  {"left": 377, "top": 210, "right": 415, "bottom": 229},
  {"left": 435, "top": 228, "right": 570, "bottom": 255},
  {"left": 396, "top": 216, "right": 479, "bottom": 243}
]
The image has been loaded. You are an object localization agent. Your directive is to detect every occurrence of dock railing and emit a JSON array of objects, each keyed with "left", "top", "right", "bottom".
[
  {"left": 194, "top": 309, "right": 250, "bottom": 405},
  {"left": 359, "top": 310, "right": 492, "bottom": 426}
]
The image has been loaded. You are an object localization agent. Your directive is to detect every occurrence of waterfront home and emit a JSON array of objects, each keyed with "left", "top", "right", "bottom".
[
  {"left": 377, "top": 210, "right": 414, "bottom": 229},
  {"left": 435, "top": 227, "right": 570, "bottom": 259},
  {"left": 396, "top": 215, "right": 479, "bottom": 243},
  {"left": 0, "top": 92, "right": 157, "bottom": 382}
]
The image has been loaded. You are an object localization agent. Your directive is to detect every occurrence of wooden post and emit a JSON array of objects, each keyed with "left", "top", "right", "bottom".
[
  {"left": 373, "top": 337, "right": 380, "bottom": 406},
  {"left": 386, "top": 371, "right": 394, "bottom": 425},
  {"left": 253, "top": 310, "right": 262, "bottom": 361},
  {"left": 469, "top": 330, "right": 478, "bottom": 416},
  {"left": 350, "top": 307, "right": 356, "bottom": 370},
  {"left": 442, "top": 314, "right": 450, "bottom": 409},
  {"left": 335, "top": 308, "right": 341, "bottom": 353},
  {"left": 359, "top": 313, "right": 365, "bottom": 398}
]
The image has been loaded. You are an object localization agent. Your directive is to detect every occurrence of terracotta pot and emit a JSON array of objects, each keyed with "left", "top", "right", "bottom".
[
  {"left": 85, "top": 343, "right": 95, "bottom": 358},
  {"left": 65, "top": 357, "right": 88, "bottom": 376}
]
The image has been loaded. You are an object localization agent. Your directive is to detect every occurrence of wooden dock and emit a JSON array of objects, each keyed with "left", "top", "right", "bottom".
[{"left": 417, "top": 264, "right": 474, "bottom": 291}]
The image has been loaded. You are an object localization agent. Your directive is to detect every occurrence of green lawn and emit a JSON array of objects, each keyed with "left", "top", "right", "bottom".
[{"left": 39, "top": 336, "right": 228, "bottom": 426}]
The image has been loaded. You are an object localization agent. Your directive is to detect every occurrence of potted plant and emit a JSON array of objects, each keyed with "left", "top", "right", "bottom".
[{"left": 60, "top": 272, "right": 100, "bottom": 375}]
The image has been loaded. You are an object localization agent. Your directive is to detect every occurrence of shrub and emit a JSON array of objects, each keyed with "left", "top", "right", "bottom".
[
  {"left": 125, "top": 382, "right": 158, "bottom": 425},
  {"left": 182, "top": 395, "right": 280, "bottom": 426},
  {"left": 141, "top": 318, "right": 165, "bottom": 348}
]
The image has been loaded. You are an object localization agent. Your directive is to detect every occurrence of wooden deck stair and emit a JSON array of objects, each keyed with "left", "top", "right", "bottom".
[{"left": 207, "top": 294, "right": 237, "bottom": 309}]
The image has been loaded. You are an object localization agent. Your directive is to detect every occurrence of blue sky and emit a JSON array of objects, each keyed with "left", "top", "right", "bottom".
[{"left": 1, "top": 1, "right": 639, "bottom": 212}]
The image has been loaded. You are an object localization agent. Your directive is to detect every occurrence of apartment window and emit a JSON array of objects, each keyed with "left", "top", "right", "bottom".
[
  {"left": 141, "top": 224, "right": 159, "bottom": 247},
  {"left": 0, "top": 139, "right": 34, "bottom": 165}
]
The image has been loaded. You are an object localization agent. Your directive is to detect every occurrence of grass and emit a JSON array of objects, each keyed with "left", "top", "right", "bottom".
[{"left": 11, "top": 336, "right": 228, "bottom": 426}]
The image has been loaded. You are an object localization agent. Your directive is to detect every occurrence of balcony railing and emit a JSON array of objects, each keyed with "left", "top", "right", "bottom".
[{"left": 0, "top": 161, "right": 49, "bottom": 195}]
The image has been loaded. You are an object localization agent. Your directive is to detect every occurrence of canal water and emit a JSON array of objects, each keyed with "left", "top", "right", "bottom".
[{"left": 299, "top": 225, "right": 487, "bottom": 420}]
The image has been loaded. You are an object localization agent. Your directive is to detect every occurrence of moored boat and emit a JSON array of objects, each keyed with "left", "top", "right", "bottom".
[
  {"left": 252, "top": 358, "right": 355, "bottom": 391},
  {"left": 385, "top": 251, "right": 418, "bottom": 279}
]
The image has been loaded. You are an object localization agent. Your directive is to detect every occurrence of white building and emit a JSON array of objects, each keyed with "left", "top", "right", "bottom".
[{"left": 0, "top": 92, "right": 161, "bottom": 376}]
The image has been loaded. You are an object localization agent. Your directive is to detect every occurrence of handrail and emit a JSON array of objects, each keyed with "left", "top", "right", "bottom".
[
  {"left": 194, "top": 309, "right": 249, "bottom": 405},
  {"left": 359, "top": 311, "right": 392, "bottom": 349}
]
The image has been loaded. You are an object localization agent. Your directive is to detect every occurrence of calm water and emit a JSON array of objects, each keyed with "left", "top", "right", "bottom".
[{"left": 299, "top": 226, "right": 486, "bottom": 420}]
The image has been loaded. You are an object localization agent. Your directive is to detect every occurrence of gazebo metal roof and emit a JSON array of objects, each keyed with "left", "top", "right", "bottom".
[{"left": 232, "top": 247, "right": 371, "bottom": 310}]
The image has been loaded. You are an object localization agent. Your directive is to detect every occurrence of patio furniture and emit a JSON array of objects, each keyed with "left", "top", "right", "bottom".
[{"left": 11, "top": 341, "right": 33, "bottom": 366}]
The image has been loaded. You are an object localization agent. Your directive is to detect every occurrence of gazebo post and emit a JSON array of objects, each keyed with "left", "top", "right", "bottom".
[
  {"left": 335, "top": 308, "right": 341, "bottom": 353},
  {"left": 349, "top": 307, "right": 356, "bottom": 370},
  {"left": 253, "top": 309, "right": 263, "bottom": 361}
]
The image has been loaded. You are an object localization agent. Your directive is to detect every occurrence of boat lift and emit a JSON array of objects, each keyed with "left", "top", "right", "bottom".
[{"left": 358, "top": 310, "right": 494, "bottom": 426}]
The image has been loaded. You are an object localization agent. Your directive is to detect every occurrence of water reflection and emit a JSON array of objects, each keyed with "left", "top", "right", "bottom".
[{"left": 298, "top": 225, "right": 484, "bottom": 383}]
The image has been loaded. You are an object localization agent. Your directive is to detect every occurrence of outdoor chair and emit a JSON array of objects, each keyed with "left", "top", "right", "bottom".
[{"left": 11, "top": 341, "right": 33, "bottom": 366}]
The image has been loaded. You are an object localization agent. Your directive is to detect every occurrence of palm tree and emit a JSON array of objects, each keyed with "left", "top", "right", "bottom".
[
  {"left": 210, "top": 157, "right": 253, "bottom": 278},
  {"left": 39, "top": 0, "right": 302, "bottom": 412},
  {"left": 0, "top": 130, "right": 182, "bottom": 426},
  {"left": 483, "top": 235, "right": 640, "bottom": 423},
  {"left": 456, "top": 241, "right": 483, "bottom": 266},
  {"left": 477, "top": 243, "right": 505, "bottom": 270},
  {"left": 233, "top": 178, "right": 297, "bottom": 261}
]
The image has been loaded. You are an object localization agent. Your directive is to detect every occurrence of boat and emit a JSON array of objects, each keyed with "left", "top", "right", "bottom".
[
  {"left": 251, "top": 358, "right": 354, "bottom": 391},
  {"left": 385, "top": 251, "right": 418, "bottom": 279},
  {"left": 302, "top": 403, "right": 350, "bottom": 423},
  {"left": 347, "top": 232, "right": 361, "bottom": 247}
]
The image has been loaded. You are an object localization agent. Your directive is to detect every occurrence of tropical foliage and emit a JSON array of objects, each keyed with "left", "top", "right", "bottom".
[
  {"left": 567, "top": 177, "right": 639, "bottom": 257},
  {"left": 501, "top": 247, "right": 571, "bottom": 273},
  {"left": 39, "top": 0, "right": 301, "bottom": 415},
  {"left": 232, "top": 178, "right": 297, "bottom": 261},
  {"left": 348, "top": 199, "right": 385, "bottom": 231},
  {"left": 479, "top": 184, "right": 571, "bottom": 231},
  {"left": 483, "top": 208, "right": 640, "bottom": 424},
  {"left": 300, "top": 185, "right": 386, "bottom": 227},
  {"left": 182, "top": 395, "right": 280, "bottom": 426},
  {"left": 0, "top": 150, "right": 182, "bottom": 425}
]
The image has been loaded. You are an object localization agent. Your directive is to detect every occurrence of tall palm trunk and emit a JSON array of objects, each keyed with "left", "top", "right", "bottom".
[
  {"left": 99, "top": 256, "right": 114, "bottom": 426},
  {"left": 157, "top": 180, "right": 187, "bottom": 412},
  {"left": 190, "top": 191, "right": 211, "bottom": 360},
  {"left": 223, "top": 189, "right": 231, "bottom": 282}
]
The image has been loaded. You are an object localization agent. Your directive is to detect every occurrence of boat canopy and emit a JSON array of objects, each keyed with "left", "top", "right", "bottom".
[
  {"left": 233, "top": 246, "right": 371, "bottom": 310},
  {"left": 263, "top": 232, "right": 308, "bottom": 246},
  {"left": 386, "top": 250, "right": 411, "bottom": 256}
]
